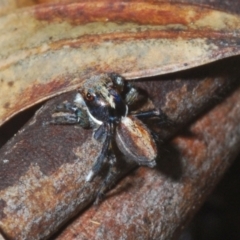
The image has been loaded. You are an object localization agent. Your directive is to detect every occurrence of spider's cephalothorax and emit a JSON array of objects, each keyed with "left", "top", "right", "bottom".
[{"left": 50, "top": 73, "right": 161, "bottom": 202}]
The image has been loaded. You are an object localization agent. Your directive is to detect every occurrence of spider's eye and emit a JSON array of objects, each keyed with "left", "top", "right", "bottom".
[{"left": 85, "top": 92, "right": 94, "bottom": 101}]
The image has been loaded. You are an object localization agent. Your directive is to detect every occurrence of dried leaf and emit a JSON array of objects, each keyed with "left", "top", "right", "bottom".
[
  {"left": 1, "top": 1, "right": 240, "bottom": 126},
  {"left": 0, "top": 0, "right": 37, "bottom": 16}
]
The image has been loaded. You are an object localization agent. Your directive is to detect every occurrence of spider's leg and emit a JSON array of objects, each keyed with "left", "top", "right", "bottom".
[
  {"left": 54, "top": 102, "right": 78, "bottom": 113},
  {"left": 94, "top": 148, "right": 118, "bottom": 205},
  {"left": 125, "top": 83, "right": 141, "bottom": 106},
  {"left": 48, "top": 102, "right": 90, "bottom": 128},
  {"left": 132, "top": 110, "right": 161, "bottom": 119},
  {"left": 93, "top": 124, "right": 106, "bottom": 142},
  {"left": 49, "top": 114, "right": 81, "bottom": 125},
  {"left": 85, "top": 124, "right": 111, "bottom": 182},
  {"left": 133, "top": 109, "right": 171, "bottom": 126}
]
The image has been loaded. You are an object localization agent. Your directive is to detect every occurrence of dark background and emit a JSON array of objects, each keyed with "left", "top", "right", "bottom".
[{"left": 180, "top": 155, "right": 240, "bottom": 240}]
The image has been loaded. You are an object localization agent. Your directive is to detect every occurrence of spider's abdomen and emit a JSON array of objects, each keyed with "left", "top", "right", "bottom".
[{"left": 116, "top": 116, "right": 157, "bottom": 167}]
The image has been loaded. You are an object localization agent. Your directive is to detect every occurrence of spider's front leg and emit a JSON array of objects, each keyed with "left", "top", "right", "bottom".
[{"left": 49, "top": 101, "right": 91, "bottom": 128}]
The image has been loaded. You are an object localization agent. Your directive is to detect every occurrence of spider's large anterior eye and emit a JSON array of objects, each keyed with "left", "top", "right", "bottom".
[{"left": 85, "top": 92, "right": 94, "bottom": 101}]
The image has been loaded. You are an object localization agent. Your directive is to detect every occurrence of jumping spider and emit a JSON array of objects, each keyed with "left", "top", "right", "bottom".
[{"left": 50, "top": 73, "right": 163, "bottom": 203}]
